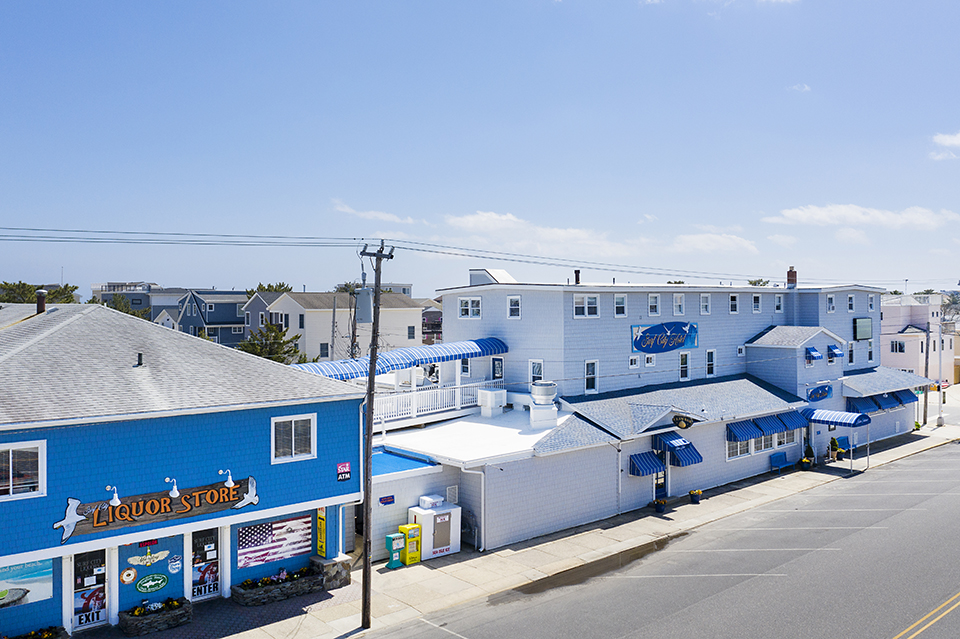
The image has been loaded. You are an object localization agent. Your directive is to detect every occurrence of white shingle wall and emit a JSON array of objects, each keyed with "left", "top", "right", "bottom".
[
  {"left": 746, "top": 345, "right": 799, "bottom": 392},
  {"left": 482, "top": 446, "right": 618, "bottom": 550},
  {"left": 369, "top": 466, "right": 461, "bottom": 561},
  {"left": 620, "top": 440, "right": 656, "bottom": 511}
]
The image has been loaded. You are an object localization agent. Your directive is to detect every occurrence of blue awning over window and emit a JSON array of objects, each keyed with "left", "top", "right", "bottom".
[
  {"left": 800, "top": 408, "right": 871, "bottom": 427},
  {"left": 828, "top": 345, "right": 845, "bottom": 359},
  {"left": 653, "top": 431, "right": 704, "bottom": 467},
  {"left": 847, "top": 396, "right": 879, "bottom": 414},
  {"left": 893, "top": 389, "right": 919, "bottom": 405},
  {"left": 806, "top": 347, "right": 823, "bottom": 361},
  {"left": 726, "top": 420, "right": 762, "bottom": 442},
  {"left": 629, "top": 451, "right": 666, "bottom": 477},
  {"left": 778, "top": 411, "right": 808, "bottom": 430},
  {"left": 754, "top": 414, "right": 789, "bottom": 436},
  {"left": 872, "top": 393, "right": 900, "bottom": 410}
]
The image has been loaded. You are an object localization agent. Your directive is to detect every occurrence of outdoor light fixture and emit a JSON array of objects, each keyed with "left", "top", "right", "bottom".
[
  {"left": 165, "top": 477, "right": 180, "bottom": 499},
  {"left": 105, "top": 485, "right": 121, "bottom": 507},
  {"left": 218, "top": 469, "right": 234, "bottom": 488}
]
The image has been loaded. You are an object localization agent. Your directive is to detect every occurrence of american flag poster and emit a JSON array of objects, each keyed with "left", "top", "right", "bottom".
[{"left": 236, "top": 515, "right": 312, "bottom": 569}]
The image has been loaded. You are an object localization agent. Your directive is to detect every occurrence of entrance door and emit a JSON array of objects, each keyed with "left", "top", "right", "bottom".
[
  {"left": 73, "top": 550, "right": 108, "bottom": 630},
  {"left": 192, "top": 528, "right": 220, "bottom": 600},
  {"left": 433, "top": 512, "right": 451, "bottom": 550},
  {"left": 654, "top": 452, "right": 667, "bottom": 499}
]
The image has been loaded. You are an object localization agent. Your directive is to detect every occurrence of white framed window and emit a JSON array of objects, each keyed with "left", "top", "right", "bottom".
[
  {"left": 244, "top": 312, "right": 250, "bottom": 326},
  {"left": 271, "top": 414, "right": 316, "bottom": 464},
  {"left": 459, "top": 297, "right": 482, "bottom": 319},
  {"left": 827, "top": 347, "right": 837, "bottom": 365},
  {"left": 700, "top": 293, "right": 710, "bottom": 315},
  {"left": 232, "top": 327, "right": 243, "bottom": 334},
  {"left": 461, "top": 358, "right": 470, "bottom": 377},
  {"left": 648, "top": 294, "right": 660, "bottom": 316},
  {"left": 775, "top": 294, "right": 783, "bottom": 313},
  {"left": 727, "top": 439, "right": 750, "bottom": 459},
  {"left": 319, "top": 343, "right": 329, "bottom": 358},
  {"left": 752, "top": 294, "right": 761, "bottom": 313},
  {"left": 574, "top": 295, "right": 599, "bottom": 317},
  {"left": 869, "top": 294, "right": 875, "bottom": 312},
  {"left": 826, "top": 294, "right": 836, "bottom": 313},
  {"left": 729, "top": 294, "right": 739, "bottom": 314},
  {"left": 848, "top": 343, "right": 854, "bottom": 365},
  {"left": 868, "top": 339, "right": 874, "bottom": 362},
  {"left": 0, "top": 441, "right": 45, "bottom": 501},
  {"left": 259, "top": 312, "right": 265, "bottom": 327},
  {"left": 492, "top": 357, "right": 504, "bottom": 379},
  {"left": 193, "top": 304, "right": 198, "bottom": 316},
  {"left": 706, "top": 350, "right": 716, "bottom": 377},
  {"left": 201, "top": 303, "right": 206, "bottom": 312},
  {"left": 508, "top": 295, "right": 521, "bottom": 319},
  {"left": 891, "top": 341, "right": 905, "bottom": 353},
  {"left": 208, "top": 303, "right": 215, "bottom": 312},
  {"left": 237, "top": 303, "right": 244, "bottom": 317},
  {"left": 805, "top": 355, "right": 814, "bottom": 368},
  {"left": 190, "top": 326, "right": 196, "bottom": 336},
  {"left": 755, "top": 435, "right": 774, "bottom": 452},
  {"left": 629, "top": 355, "right": 640, "bottom": 369},
  {"left": 673, "top": 293, "right": 684, "bottom": 316},
  {"left": 679, "top": 351, "right": 690, "bottom": 381},
  {"left": 847, "top": 295, "right": 855, "bottom": 312},
  {"left": 615, "top": 295, "right": 627, "bottom": 317},
  {"left": 529, "top": 359, "right": 544, "bottom": 384},
  {"left": 777, "top": 429, "right": 797, "bottom": 447},
  {"left": 737, "top": 345, "right": 745, "bottom": 357},
  {"left": 585, "top": 360, "right": 598, "bottom": 394},
  {"left": 407, "top": 326, "right": 416, "bottom": 340}
]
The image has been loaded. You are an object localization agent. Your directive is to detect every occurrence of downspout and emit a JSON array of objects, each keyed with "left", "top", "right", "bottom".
[
  {"left": 613, "top": 442, "right": 622, "bottom": 515},
  {"left": 460, "top": 466, "right": 486, "bottom": 552}
]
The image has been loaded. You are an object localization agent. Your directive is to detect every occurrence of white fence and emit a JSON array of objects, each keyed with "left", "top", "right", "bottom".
[{"left": 374, "top": 379, "right": 506, "bottom": 425}]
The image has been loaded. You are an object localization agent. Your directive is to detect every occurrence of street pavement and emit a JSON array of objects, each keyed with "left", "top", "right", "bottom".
[{"left": 82, "top": 385, "right": 960, "bottom": 639}]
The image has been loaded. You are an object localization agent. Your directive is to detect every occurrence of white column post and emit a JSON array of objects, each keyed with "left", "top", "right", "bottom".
[{"left": 106, "top": 546, "right": 119, "bottom": 625}]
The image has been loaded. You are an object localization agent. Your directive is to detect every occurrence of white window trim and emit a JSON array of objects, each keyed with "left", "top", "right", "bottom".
[
  {"left": 461, "top": 358, "right": 471, "bottom": 377},
  {"left": 736, "top": 345, "right": 745, "bottom": 357},
  {"left": 775, "top": 294, "right": 783, "bottom": 314},
  {"left": 752, "top": 294, "right": 761, "bottom": 314},
  {"left": 847, "top": 295, "right": 855, "bottom": 312},
  {"left": 232, "top": 327, "right": 243, "bottom": 334},
  {"left": 574, "top": 294, "right": 599, "bottom": 318},
  {"left": 629, "top": 355, "right": 640, "bottom": 369},
  {"left": 678, "top": 351, "right": 690, "bottom": 381},
  {"left": 776, "top": 428, "right": 798, "bottom": 448},
  {"left": 614, "top": 294, "right": 627, "bottom": 318},
  {"left": 700, "top": 293, "right": 710, "bottom": 315},
  {"left": 673, "top": 293, "right": 684, "bottom": 316},
  {"left": 208, "top": 303, "right": 215, "bottom": 312},
  {"left": 459, "top": 297, "right": 482, "bottom": 319},
  {"left": 271, "top": 414, "right": 317, "bottom": 464},
  {"left": 529, "top": 359, "right": 544, "bottom": 384},
  {"left": 0, "top": 440, "right": 46, "bottom": 502},
  {"left": 826, "top": 294, "right": 836, "bottom": 313},
  {"left": 259, "top": 312, "right": 265, "bottom": 327},
  {"left": 585, "top": 360, "right": 599, "bottom": 394},
  {"left": 237, "top": 303, "right": 244, "bottom": 317},
  {"left": 645, "top": 353, "right": 656, "bottom": 367},
  {"left": 244, "top": 312, "right": 250, "bottom": 326},
  {"left": 648, "top": 293, "right": 660, "bottom": 317},
  {"left": 727, "top": 439, "right": 750, "bottom": 460},
  {"left": 848, "top": 343, "right": 854, "bottom": 365},
  {"left": 867, "top": 339, "right": 874, "bottom": 362},
  {"left": 868, "top": 294, "right": 875, "bottom": 312},
  {"left": 705, "top": 349, "right": 716, "bottom": 377},
  {"left": 507, "top": 295, "right": 522, "bottom": 319},
  {"left": 729, "top": 294, "right": 739, "bottom": 314}
]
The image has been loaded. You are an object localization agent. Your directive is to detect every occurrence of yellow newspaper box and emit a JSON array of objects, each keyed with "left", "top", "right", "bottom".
[{"left": 398, "top": 523, "right": 421, "bottom": 565}]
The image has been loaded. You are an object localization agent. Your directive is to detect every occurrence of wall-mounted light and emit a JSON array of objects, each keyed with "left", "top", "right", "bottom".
[
  {"left": 105, "top": 485, "right": 121, "bottom": 507},
  {"left": 165, "top": 477, "right": 180, "bottom": 499},
  {"left": 218, "top": 469, "right": 234, "bottom": 488}
]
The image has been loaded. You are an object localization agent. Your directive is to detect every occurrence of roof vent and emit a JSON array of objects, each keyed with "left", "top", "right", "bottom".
[
  {"left": 786, "top": 267, "right": 797, "bottom": 289},
  {"left": 36, "top": 289, "right": 47, "bottom": 314}
]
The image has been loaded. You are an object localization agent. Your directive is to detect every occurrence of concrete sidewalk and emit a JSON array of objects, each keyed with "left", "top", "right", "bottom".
[{"left": 229, "top": 419, "right": 960, "bottom": 639}]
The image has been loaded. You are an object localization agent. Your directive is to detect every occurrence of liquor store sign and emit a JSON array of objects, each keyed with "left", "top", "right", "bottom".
[{"left": 53, "top": 477, "right": 259, "bottom": 544}]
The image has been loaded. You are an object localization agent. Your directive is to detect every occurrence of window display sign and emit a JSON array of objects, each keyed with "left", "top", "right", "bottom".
[
  {"left": 237, "top": 514, "right": 312, "bottom": 569},
  {"left": 316, "top": 508, "right": 326, "bottom": 557},
  {"left": 73, "top": 550, "right": 106, "bottom": 629},
  {"left": 192, "top": 528, "right": 220, "bottom": 600},
  {"left": 632, "top": 322, "right": 698, "bottom": 354},
  {"left": 53, "top": 477, "right": 259, "bottom": 543},
  {"left": 0, "top": 559, "right": 53, "bottom": 607}
]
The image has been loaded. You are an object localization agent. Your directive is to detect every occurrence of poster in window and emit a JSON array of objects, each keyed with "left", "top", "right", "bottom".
[
  {"left": 237, "top": 515, "right": 312, "bottom": 569},
  {"left": 0, "top": 559, "right": 53, "bottom": 607}
]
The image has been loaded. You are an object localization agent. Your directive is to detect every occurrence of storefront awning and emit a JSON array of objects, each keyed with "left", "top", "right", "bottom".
[
  {"left": 893, "top": 389, "right": 919, "bottom": 405},
  {"left": 726, "top": 420, "right": 762, "bottom": 442},
  {"left": 800, "top": 408, "right": 871, "bottom": 427},
  {"left": 846, "top": 396, "right": 879, "bottom": 414},
  {"left": 827, "top": 345, "right": 845, "bottom": 359},
  {"left": 629, "top": 451, "right": 666, "bottom": 477},
  {"left": 805, "top": 347, "right": 823, "bottom": 361},
  {"left": 653, "top": 431, "right": 704, "bottom": 467},
  {"left": 754, "top": 414, "right": 789, "bottom": 436},
  {"left": 778, "top": 410, "right": 808, "bottom": 430},
  {"left": 872, "top": 393, "right": 900, "bottom": 410}
]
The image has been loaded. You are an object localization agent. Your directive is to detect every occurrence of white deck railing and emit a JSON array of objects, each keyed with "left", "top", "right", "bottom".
[{"left": 374, "top": 379, "right": 506, "bottom": 425}]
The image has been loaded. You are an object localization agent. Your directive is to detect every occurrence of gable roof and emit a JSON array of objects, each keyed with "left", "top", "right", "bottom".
[
  {"left": 746, "top": 325, "right": 846, "bottom": 348},
  {"left": 0, "top": 304, "right": 362, "bottom": 429},
  {"left": 242, "top": 291, "right": 285, "bottom": 310},
  {"left": 277, "top": 292, "right": 423, "bottom": 310}
]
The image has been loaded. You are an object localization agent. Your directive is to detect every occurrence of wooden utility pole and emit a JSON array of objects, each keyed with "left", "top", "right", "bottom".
[
  {"left": 361, "top": 241, "right": 393, "bottom": 629},
  {"left": 923, "top": 321, "right": 931, "bottom": 425}
]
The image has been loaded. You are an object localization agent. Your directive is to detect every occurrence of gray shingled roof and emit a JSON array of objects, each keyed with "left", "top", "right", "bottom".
[
  {"left": 533, "top": 415, "right": 617, "bottom": 455},
  {"left": 842, "top": 366, "right": 935, "bottom": 396},
  {"left": 746, "top": 325, "right": 827, "bottom": 347},
  {"left": 0, "top": 304, "right": 363, "bottom": 428},
  {"left": 564, "top": 374, "right": 805, "bottom": 438},
  {"left": 0, "top": 303, "right": 42, "bottom": 328},
  {"left": 284, "top": 292, "right": 423, "bottom": 310}
]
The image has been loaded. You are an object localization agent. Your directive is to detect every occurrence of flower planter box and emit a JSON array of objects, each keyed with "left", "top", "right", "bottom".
[
  {"left": 689, "top": 493, "right": 701, "bottom": 504},
  {"left": 10, "top": 627, "right": 70, "bottom": 639},
  {"left": 118, "top": 598, "right": 192, "bottom": 637},
  {"left": 230, "top": 573, "right": 326, "bottom": 607}
]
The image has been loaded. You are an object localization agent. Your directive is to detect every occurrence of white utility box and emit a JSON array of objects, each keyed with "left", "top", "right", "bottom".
[
  {"left": 419, "top": 494, "right": 444, "bottom": 509},
  {"left": 409, "top": 502, "right": 462, "bottom": 560}
]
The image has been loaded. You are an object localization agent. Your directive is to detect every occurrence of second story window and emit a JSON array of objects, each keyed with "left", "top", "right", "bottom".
[
  {"left": 574, "top": 295, "right": 598, "bottom": 317},
  {"left": 700, "top": 293, "right": 710, "bottom": 315},
  {"left": 729, "top": 294, "right": 739, "bottom": 314},
  {"left": 827, "top": 294, "right": 836, "bottom": 313},
  {"left": 319, "top": 343, "right": 329, "bottom": 358},
  {"left": 508, "top": 295, "right": 521, "bottom": 319},
  {"left": 271, "top": 414, "right": 316, "bottom": 464},
  {"left": 615, "top": 295, "right": 627, "bottom": 317},
  {"left": 869, "top": 294, "right": 875, "bottom": 311},
  {"left": 848, "top": 295, "right": 855, "bottom": 312},
  {"left": 407, "top": 326, "right": 416, "bottom": 340},
  {"left": 459, "top": 297, "right": 481, "bottom": 319},
  {"left": 752, "top": 294, "right": 761, "bottom": 313},
  {"left": 0, "top": 441, "right": 45, "bottom": 500},
  {"left": 648, "top": 294, "right": 660, "bottom": 316},
  {"left": 673, "top": 294, "right": 684, "bottom": 316},
  {"left": 775, "top": 294, "right": 783, "bottom": 313}
]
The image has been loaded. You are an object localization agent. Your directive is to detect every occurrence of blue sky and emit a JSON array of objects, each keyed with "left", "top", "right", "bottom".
[{"left": 2, "top": 1, "right": 958, "bottom": 297}]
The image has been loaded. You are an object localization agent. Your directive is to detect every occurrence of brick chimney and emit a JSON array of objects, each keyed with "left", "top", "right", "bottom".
[
  {"left": 786, "top": 267, "right": 797, "bottom": 289},
  {"left": 36, "top": 289, "right": 47, "bottom": 314}
]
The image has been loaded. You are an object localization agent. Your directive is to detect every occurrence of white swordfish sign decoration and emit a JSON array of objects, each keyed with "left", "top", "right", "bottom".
[{"left": 53, "top": 476, "right": 260, "bottom": 544}]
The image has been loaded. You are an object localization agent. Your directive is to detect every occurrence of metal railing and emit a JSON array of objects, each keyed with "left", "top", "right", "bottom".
[{"left": 373, "top": 379, "right": 505, "bottom": 424}]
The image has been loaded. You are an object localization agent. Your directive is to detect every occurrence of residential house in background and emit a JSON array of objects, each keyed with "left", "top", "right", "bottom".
[
  {"left": 417, "top": 297, "right": 442, "bottom": 344},
  {"left": 91, "top": 282, "right": 187, "bottom": 321},
  {"left": 881, "top": 293, "right": 952, "bottom": 385},
  {"left": 381, "top": 282, "right": 413, "bottom": 297},
  {"left": 176, "top": 290, "right": 248, "bottom": 347},
  {"left": 241, "top": 291, "right": 285, "bottom": 341}
]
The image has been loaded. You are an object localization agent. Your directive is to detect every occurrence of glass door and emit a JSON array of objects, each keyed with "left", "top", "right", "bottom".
[
  {"left": 73, "top": 550, "right": 107, "bottom": 630},
  {"left": 191, "top": 528, "right": 220, "bottom": 600}
]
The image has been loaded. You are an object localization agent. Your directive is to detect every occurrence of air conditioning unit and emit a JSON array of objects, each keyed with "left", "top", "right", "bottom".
[{"left": 478, "top": 389, "right": 507, "bottom": 417}]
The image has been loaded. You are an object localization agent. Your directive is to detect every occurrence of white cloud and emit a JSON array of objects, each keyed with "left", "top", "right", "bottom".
[
  {"left": 766, "top": 234, "right": 797, "bottom": 247},
  {"left": 788, "top": 83, "right": 811, "bottom": 92},
  {"left": 762, "top": 203, "right": 960, "bottom": 230},
  {"left": 669, "top": 233, "right": 758, "bottom": 254},
  {"left": 835, "top": 227, "right": 870, "bottom": 245},
  {"left": 333, "top": 199, "right": 415, "bottom": 224},
  {"left": 933, "top": 131, "right": 960, "bottom": 147},
  {"left": 930, "top": 150, "right": 958, "bottom": 161}
]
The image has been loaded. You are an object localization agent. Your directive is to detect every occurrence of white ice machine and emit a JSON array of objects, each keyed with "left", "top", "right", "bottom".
[{"left": 408, "top": 501, "right": 461, "bottom": 560}]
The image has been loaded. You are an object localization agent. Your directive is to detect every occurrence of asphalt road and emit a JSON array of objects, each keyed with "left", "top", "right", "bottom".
[{"left": 370, "top": 441, "right": 960, "bottom": 639}]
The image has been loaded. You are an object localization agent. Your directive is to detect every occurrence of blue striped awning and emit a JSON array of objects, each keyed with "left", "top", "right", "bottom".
[
  {"left": 872, "top": 393, "right": 900, "bottom": 410},
  {"left": 754, "top": 414, "right": 789, "bottom": 436},
  {"left": 629, "top": 451, "right": 666, "bottom": 477},
  {"left": 653, "top": 431, "right": 703, "bottom": 467},
  {"left": 827, "top": 344, "right": 845, "bottom": 359},
  {"left": 893, "top": 389, "right": 919, "bottom": 405},
  {"left": 847, "top": 396, "right": 879, "bottom": 414},
  {"left": 778, "top": 411, "right": 808, "bottom": 430},
  {"left": 292, "top": 338, "right": 509, "bottom": 381},
  {"left": 806, "top": 347, "right": 823, "bottom": 361},
  {"left": 800, "top": 408, "right": 871, "bottom": 427},
  {"left": 726, "top": 420, "right": 762, "bottom": 442}
]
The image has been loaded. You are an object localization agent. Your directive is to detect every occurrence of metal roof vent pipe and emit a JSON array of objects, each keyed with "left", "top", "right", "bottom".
[
  {"left": 574, "top": 270, "right": 580, "bottom": 285},
  {"left": 36, "top": 289, "right": 47, "bottom": 314},
  {"left": 529, "top": 381, "right": 558, "bottom": 429},
  {"left": 786, "top": 266, "right": 797, "bottom": 289}
]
